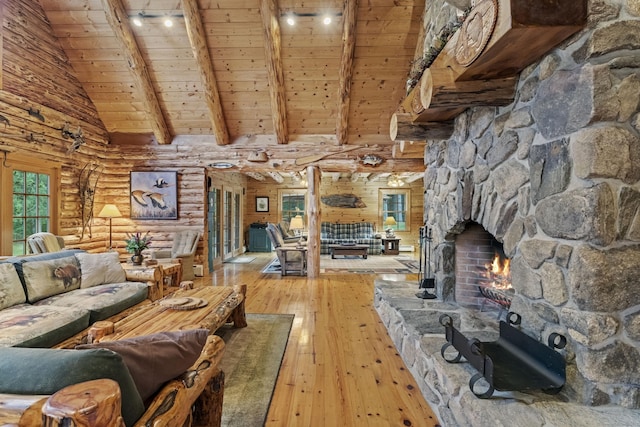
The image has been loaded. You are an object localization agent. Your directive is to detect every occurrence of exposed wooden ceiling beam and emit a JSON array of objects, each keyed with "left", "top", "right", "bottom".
[
  {"left": 330, "top": 172, "right": 341, "bottom": 182},
  {"left": 404, "top": 172, "right": 424, "bottom": 183},
  {"left": 245, "top": 172, "right": 266, "bottom": 181},
  {"left": 267, "top": 171, "right": 285, "bottom": 183},
  {"left": 181, "top": 0, "right": 230, "bottom": 146},
  {"left": 336, "top": 0, "right": 358, "bottom": 145},
  {"left": 260, "top": 0, "right": 288, "bottom": 145},
  {"left": 101, "top": 0, "right": 171, "bottom": 145},
  {"left": 392, "top": 140, "right": 426, "bottom": 159}
]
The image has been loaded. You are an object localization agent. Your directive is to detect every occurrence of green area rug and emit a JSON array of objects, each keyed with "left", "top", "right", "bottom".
[{"left": 215, "top": 313, "right": 294, "bottom": 427}]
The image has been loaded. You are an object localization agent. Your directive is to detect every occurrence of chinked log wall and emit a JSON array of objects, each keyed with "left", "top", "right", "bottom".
[
  {"left": 391, "top": 0, "right": 588, "bottom": 141},
  {"left": 0, "top": 0, "right": 205, "bottom": 258}
]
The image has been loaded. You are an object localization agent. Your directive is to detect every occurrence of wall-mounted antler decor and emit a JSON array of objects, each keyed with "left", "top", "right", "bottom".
[
  {"left": 62, "top": 122, "right": 85, "bottom": 153},
  {"left": 78, "top": 162, "right": 103, "bottom": 240}
]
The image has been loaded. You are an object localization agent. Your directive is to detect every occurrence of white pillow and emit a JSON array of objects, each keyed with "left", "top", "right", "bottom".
[
  {"left": 0, "top": 263, "right": 26, "bottom": 309},
  {"left": 75, "top": 252, "right": 108, "bottom": 288},
  {"left": 102, "top": 251, "right": 126, "bottom": 284}
]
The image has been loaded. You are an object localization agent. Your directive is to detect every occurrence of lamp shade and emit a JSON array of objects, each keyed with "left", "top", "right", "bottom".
[
  {"left": 384, "top": 216, "right": 397, "bottom": 227},
  {"left": 98, "top": 204, "right": 122, "bottom": 218},
  {"left": 289, "top": 215, "right": 304, "bottom": 230}
]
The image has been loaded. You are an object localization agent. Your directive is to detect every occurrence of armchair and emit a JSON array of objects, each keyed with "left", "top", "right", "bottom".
[
  {"left": 265, "top": 223, "right": 307, "bottom": 276},
  {"left": 26, "top": 232, "right": 65, "bottom": 254},
  {"left": 151, "top": 230, "right": 201, "bottom": 281}
]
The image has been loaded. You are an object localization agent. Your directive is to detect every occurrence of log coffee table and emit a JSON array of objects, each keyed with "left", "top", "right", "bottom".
[
  {"left": 328, "top": 244, "right": 369, "bottom": 259},
  {"left": 56, "top": 285, "right": 247, "bottom": 348}
]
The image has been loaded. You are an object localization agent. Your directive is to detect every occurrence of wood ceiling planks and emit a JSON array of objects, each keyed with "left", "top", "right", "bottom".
[{"left": 38, "top": 0, "right": 426, "bottom": 161}]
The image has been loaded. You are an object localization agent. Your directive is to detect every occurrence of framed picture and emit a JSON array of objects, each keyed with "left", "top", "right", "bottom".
[
  {"left": 256, "top": 196, "right": 269, "bottom": 212},
  {"left": 130, "top": 171, "right": 178, "bottom": 220}
]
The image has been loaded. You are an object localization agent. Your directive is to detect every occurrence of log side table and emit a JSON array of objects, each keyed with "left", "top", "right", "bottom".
[{"left": 382, "top": 238, "right": 401, "bottom": 255}]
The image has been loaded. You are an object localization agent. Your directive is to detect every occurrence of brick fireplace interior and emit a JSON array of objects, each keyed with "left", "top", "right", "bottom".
[{"left": 454, "top": 222, "right": 512, "bottom": 313}]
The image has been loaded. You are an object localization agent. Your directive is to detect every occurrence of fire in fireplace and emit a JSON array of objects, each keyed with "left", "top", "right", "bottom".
[
  {"left": 477, "top": 250, "right": 513, "bottom": 310},
  {"left": 454, "top": 223, "right": 513, "bottom": 311}
]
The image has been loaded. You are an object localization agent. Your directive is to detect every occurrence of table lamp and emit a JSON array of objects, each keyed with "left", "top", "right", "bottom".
[
  {"left": 289, "top": 214, "right": 305, "bottom": 246},
  {"left": 98, "top": 204, "right": 122, "bottom": 250},
  {"left": 384, "top": 216, "right": 397, "bottom": 238}
]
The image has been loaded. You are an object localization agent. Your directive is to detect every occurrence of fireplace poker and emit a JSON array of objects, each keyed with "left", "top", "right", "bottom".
[{"left": 417, "top": 225, "right": 436, "bottom": 299}]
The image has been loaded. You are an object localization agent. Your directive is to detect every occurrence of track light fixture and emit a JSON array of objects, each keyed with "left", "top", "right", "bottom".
[
  {"left": 129, "top": 12, "right": 183, "bottom": 28},
  {"left": 281, "top": 11, "right": 343, "bottom": 26}
]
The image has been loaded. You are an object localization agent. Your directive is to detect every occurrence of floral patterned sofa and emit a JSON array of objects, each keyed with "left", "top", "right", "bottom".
[
  {"left": 0, "top": 250, "right": 154, "bottom": 348},
  {"left": 320, "top": 221, "right": 382, "bottom": 255}
]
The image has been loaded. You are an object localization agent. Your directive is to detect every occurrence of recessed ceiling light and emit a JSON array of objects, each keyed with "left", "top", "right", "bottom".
[
  {"left": 164, "top": 18, "right": 173, "bottom": 27},
  {"left": 132, "top": 17, "right": 142, "bottom": 27},
  {"left": 323, "top": 16, "right": 332, "bottom": 25},
  {"left": 286, "top": 14, "right": 295, "bottom": 26}
]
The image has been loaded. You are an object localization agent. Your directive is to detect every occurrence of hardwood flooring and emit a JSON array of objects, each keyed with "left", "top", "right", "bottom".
[{"left": 198, "top": 253, "right": 440, "bottom": 427}]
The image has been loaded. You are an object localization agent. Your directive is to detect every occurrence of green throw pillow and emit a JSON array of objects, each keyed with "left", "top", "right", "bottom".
[{"left": 0, "top": 346, "right": 145, "bottom": 427}]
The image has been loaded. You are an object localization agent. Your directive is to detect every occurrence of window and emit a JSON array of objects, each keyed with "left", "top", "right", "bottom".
[
  {"left": 279, "top": 189, "right": 306, "bottom": 223},
  {"left": 0, "top": 155, "right": 59, "bottom": 256},
  {"left": 379, "top": 189, "right": 410, "bottom": 232}
]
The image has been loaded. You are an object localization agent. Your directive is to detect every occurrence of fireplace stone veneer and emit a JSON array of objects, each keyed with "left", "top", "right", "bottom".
[{"left": 380, "top": 0, "right": 640, "bottom": 417}]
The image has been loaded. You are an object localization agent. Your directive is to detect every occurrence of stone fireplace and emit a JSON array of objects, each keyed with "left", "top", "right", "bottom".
[{"left": 375, "top": 1, "right": 640, "bottom": 425}]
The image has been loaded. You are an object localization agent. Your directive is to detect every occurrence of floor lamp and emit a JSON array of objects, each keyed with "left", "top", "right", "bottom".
[{"left": 98, "top": 204, "right": 122, "bottom": 250}]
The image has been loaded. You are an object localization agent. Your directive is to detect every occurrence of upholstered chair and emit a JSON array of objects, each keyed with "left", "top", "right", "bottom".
[
  {"left": 152, "top": 230, "right": 201, "bottom": 281},
  {"left": 266, "top": 223, "right": 307, "bottom": 276},
  {"left": 26, "top": 232, "right": 66, "bottom": 254}
]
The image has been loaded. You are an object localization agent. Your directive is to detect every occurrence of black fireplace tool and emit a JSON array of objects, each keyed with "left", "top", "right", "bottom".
[{"left": 417, "top": 226, "right": 436, "bottom": 299}]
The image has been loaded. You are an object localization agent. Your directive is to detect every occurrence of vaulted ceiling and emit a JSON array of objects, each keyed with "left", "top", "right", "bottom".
[{"left": 38, "top": 0, "right": 426, "bottom": 178}]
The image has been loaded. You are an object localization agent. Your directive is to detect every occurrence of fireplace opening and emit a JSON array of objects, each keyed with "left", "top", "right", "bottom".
[{"left": 454, "top": 223, "right": 513, "bottom": 313}]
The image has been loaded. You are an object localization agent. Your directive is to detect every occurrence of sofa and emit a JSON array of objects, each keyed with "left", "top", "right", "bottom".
[
  {"left": 0, "top": 330, "right": 225, "bottom": 427},
  {"left": 0, "top": 250, "right": 226, "bottom": 427},
  {"left": 0, "top": 250, "right": 157, "bottom": 348},
  {"left": 320, "top": 221, "right": 382, "bottom": 255}
]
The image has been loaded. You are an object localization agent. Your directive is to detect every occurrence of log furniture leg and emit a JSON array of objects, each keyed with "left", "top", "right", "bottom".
[
  {"left": 41, "top": 379, "right": 126, "bottom": 427},
  {"left": 192, "top": 369, "right": 225, "bottom": 427},
  {"left": 230, "top": 284, "right": 248, "bottom": 328}
]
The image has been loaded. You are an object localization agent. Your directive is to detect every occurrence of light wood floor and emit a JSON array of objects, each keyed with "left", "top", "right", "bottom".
[{"left": 198, "top": 253, "right": 440, "bottom": 427}]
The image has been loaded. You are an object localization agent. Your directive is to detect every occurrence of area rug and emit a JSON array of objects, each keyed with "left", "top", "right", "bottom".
[
  {"left": 225, "top": 256, "right": 256, "bottom": 264},
  {"left": 215, "top": 313, "right": 294, "bottom": 427},
  {"left": 261, "top": 255, "right": 419, "bottom": 274}
]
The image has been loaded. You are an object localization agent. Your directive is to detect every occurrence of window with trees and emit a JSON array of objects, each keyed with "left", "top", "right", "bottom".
[
  {"left": 379, "top": 189, "right": 410, "bottom": 232},
  {"left": 279, "top": 189, "right": 306, "bottom": 223},
  {"left": 1, "top": 156, "right": 59, "bottom": 256}
]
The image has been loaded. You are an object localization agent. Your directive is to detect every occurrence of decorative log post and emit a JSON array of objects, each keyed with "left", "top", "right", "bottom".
[
  {"left": 306, "top": 165, "right": 321, "bottom": 278},
  {"left": 390, "top": 112, "right": 454, "bottom": 141},
  {"left": 42, "top": 379, "right": 126, "bottom": 427},
  {"left": 419, "top": 68, "right": 517, "bottom": 111}
]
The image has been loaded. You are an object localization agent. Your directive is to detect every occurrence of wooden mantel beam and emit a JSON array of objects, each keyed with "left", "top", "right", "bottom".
[
  {"left": 260, "top": 0, "right": 288, "bottom": 145},
  {"left": 101, "top": 0, "right": 172, "bottom": 145},
  {"left": 182, "top": 0, "right": 230, "bottom": 146},
  {"left": 336, "top": 0, "right": 358, "bottom": 146}
]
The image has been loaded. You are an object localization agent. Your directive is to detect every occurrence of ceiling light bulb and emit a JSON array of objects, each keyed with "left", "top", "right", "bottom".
[
  {"left": 323, "top": 16, "right": 332, "bottom": 25},
  {"left": 286, "top": 16, "right": 295, "bottom": 26},
  {"left": 132, "top": 17, "right": 142, "bottom": 27},
  {"left": 164, "top": 18, "right": 173, "bottom": 27}
]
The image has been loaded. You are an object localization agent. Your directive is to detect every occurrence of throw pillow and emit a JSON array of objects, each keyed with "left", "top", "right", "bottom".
[
  {"left": 0, "top": 263, "right": 26, "bottom": 309},
  {"left": 77, "top": 328, "right": 209, "bottom": 401},
  {"left": 101, "top": 251, "right": 126, "bottom": 284},
  {"left": 21, "top": 256, "right": 81, "bottom": 302},
  {"left": 75, "top": 252, "right": 108, "bottom": 288},
  {"left": 0, "top": 346, "right": 145, "bottom": 427}
]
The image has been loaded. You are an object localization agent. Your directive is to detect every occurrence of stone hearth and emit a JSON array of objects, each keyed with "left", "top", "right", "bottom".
[{"left": 374, "top": 278, "right": 640, "bottom": 426}]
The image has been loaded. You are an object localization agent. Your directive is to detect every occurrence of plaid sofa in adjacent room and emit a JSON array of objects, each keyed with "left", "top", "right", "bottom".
[{"left": 320, "top": 222, "right": 382, "bottom": 255}]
